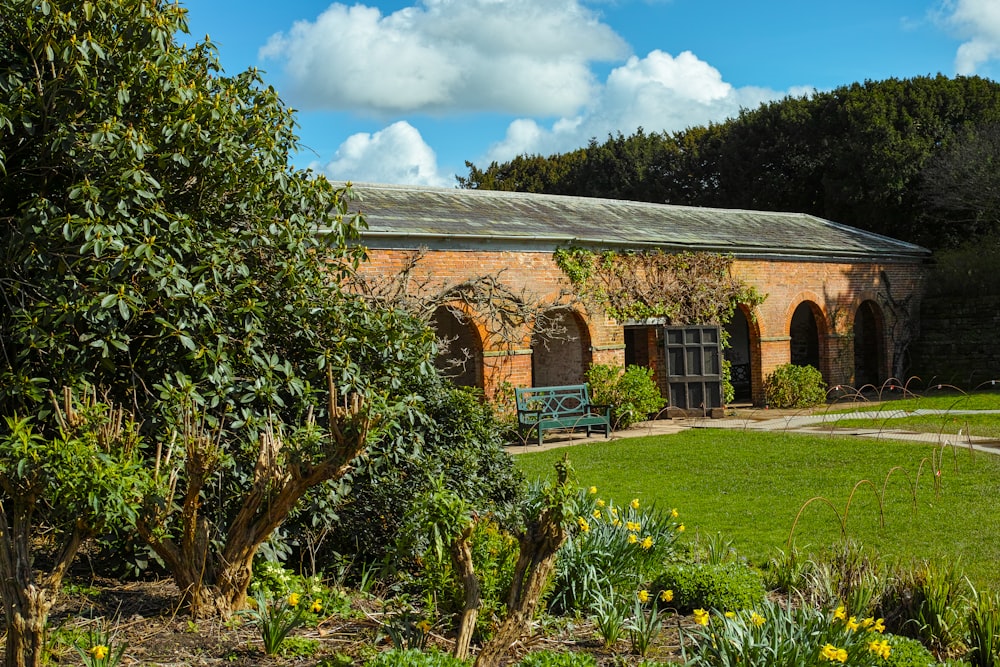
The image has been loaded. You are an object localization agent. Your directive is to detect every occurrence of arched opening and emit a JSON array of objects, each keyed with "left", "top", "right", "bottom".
[
  {"left": 724, "top": 308, "right": 753, "bottom": 403},
  {"left": 531, "top": 309, "right": 591, "bottom": 387},
  {"left": 854, "top": 300, "right": 884, "bottom": 388},
  {"left": 790, "top": 302, "right": 821, "bottom": 371},
  {"left": 430, "top": 305, "right": 483, "bottom": 388}
]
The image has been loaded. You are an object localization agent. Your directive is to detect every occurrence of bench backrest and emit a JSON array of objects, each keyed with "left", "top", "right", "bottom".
[{"left": 515, "top": 384, "right": 591, "bottom": 417}]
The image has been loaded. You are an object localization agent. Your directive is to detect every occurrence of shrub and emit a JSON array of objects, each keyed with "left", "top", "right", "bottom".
[
  {"left": 516, "top": 651, "right": 597, "bottom": 667},
  {"left": 652, "top": 562, "right": 766, "bottom": 613},
  {"left": 364, "top": 649, "right": 469, "bottom": 667},
  {"left": 549, "top": 490, "right": 683, "bottom": 614},
  {"left": 406, "top": 519, "right": 519, "bottom": 640},
  {"left": 763, "top": 363, "right": 827, "bottom": 408},
  {"left": 883, "top": 635, "right": 939, "bottom": 667},
  {"left": 586, "top": 364, "right": 666, "bottom": 430},
  {"left": 294, "top": 375, "right": 524, "bottom": 568}
]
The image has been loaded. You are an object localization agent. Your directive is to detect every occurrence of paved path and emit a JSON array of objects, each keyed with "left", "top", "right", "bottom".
[{"left": 505, "top": 408, "right": 1000, "bottom": 455}]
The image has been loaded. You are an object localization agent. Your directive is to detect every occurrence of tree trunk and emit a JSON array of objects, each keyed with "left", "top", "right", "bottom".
[
  {"left": 0, "top": 503, "right": 82, "bottom": 667},
  {"left": 451, "top": 524, "right": 481, "bottom": 660},
  {"left": 474, "top": 476, "right": 569, "bottom": 667},
  {"left": 4, "top": 587, "right": 52, "bottom": 667}
]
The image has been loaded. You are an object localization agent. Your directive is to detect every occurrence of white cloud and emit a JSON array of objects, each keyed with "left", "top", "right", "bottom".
[
  {"left": 940, "top": 0, "right": 1000, "bottom": 74},
  {"left": 260, "top": 0, "right": 628, "bottom": 115},
  {"left": 318, "top": 121, "right": 449, "bottom": 187},
  {"left": 485, "top": 50, "right": 783, "bottom": 163}
]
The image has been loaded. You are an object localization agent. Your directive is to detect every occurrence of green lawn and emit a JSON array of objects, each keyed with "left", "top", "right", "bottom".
[
  {"left": 824, "top": 412, "right": 1000, "bottom": 439},
  {"left": 513, "top": 429, "right": 1000, "bottom": 588},
  {"left": 822, "top": 388, "right": 1000, "bottom": 439},
  {"left": 828, "top": 388, "right": 1000, "bottom": 413}
]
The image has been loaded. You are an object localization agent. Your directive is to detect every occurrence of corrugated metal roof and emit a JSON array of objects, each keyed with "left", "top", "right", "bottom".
[{"left": 342, "top": 182, "right": 930, "bottom": 262}]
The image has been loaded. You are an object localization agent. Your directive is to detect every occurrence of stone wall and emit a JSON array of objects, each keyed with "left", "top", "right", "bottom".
[{"left": 909, "top": 295, "right": 1000, "bottom": 387}]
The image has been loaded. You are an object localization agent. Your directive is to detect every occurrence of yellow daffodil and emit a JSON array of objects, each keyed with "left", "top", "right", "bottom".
[
  {"left": 637, "top": 589, "right": 650, "bottom": 603},
  {"left": 693, "top": 608, "right": 710, "bottom": 625},
  {"left": 311, "top": 599, "right": 323, "bottom": 613},
  {"left": 868, "top": 639, "right": 891, "bottom": 660},
  {"left": 610, "top": 506, "right": 618, "bottom": 517},
  {"left": 288, "top": 592, "right": 300, "bottom": 607},
  {"left": 596, "top": 499, "right": 605, "bottom": 507},
  {"left": 612, "top": 519, "right": 621, "bottom": 527},
  {"left": 846, "top": 616, "right": 860, "bottom": 631},
  {"left": 416, "top": 619, "right": 432, "bottom": 633},
  {"left": 90, "top": 645, "right": 109, "bottom": 660},
  {"left": 660, "top": 589, "right": 674, "bottom": 602},
  {"left": 751, "top": 612, "right": 766, "bottom": 627},
  {"left": 628, "top": 533, "right": 638, "bottom": 544},
  {"left": 677, "top": 524, "right": 685, "bottom": 532},
  {"left": 724, "top": 611, "right": 735, "bottom": 618},
  {"left": 820, "top": 644, "right": 848, "bottom": 663},
  {"left": 861, "top": 616, "right": 875, "bottom": 629},
  {"left": 588, "top": 486, "right": 598, "bottom": 494},
  {"left": 833, "top": 605, "right": 846, "bottom": 620},
  {"left": 640, "top": 536, "right": 653, "bottom": 550},
  {"left": 592, "top": 509, "right": 602, "bottom": 519},
  {"left": 577, "top": 517, "right": 590, "bottom": 532},
  {"left": 630, "top": 498, "right": 640, "bottom": 509},
  {"left": 874, "top": 618, "right": 886, "bottom": 633}
]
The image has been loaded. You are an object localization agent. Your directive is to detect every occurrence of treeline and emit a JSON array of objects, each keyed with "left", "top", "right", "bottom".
[{"left": 458, "top": 75, "right": 1000, "bottom": 250}]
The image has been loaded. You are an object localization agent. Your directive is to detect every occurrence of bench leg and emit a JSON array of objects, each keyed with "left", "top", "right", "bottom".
[{"left": 537, "top": 425, "right": 543, "bottom": 446}]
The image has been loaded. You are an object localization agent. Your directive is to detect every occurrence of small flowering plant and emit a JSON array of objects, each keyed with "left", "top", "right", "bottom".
[
  {"left": 682, "top": 600, "right": 894, "bottom": 667},
  {"left": 242, "top": 591, "right": 323, "bottom": 656},
  {"left": 551, "top": 487, "right": 685, "bottom": 613},
  {"left": 73, "top": 621, "right": 127, "bottom": 667}
]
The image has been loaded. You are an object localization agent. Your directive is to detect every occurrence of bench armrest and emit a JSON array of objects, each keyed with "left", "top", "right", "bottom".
[{"left": 586, "top": 403, "right": 612, "bottom": 416}]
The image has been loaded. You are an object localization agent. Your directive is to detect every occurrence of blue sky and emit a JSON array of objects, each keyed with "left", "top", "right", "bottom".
[{"left": 179, "top": 0, "right": 1000, "bottom": 188}]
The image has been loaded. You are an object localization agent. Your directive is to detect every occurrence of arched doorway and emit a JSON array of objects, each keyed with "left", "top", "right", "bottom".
[
  {"left": 854, "top": 300, "right": 884, "bottom": 388},
  {"left": 532, "top": 309, "right": 591, "bottom": 386},
  {"left": 430, "top": 305, "right": 483, "bottom": 388},
  {"left": 790, "top": 302, "right": 821, "bottom": 371},
  {"left": 724, "top": 308, "right": 753, "bottom": 402}
]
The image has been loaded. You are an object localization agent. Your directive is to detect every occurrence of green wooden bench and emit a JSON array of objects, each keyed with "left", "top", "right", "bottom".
[{"left": 515, "top": 384, "right": 611, "bottom": 446}]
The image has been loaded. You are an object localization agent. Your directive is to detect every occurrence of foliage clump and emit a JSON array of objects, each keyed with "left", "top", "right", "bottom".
[
  {"left": 764, "top": 364, "right": 828, "bottom": 408},
  {"left": 652, "top": 562, "right": 766, "bottom": 613},
  {"left": 554, "top": 248, "right": 763, "bottom": 325},
  {"left": 586, "top": 364, "right": 665, "bottom": 430}
]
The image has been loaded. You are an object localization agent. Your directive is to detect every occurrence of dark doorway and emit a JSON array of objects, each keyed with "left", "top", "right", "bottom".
[
  {"left": 854, "top": 301, "right": 883, "bottom": 388},
  {"left": 430, "top": 306, "right": 483, "bottom": 388},
  {"left": 724, "top": 309, "right": 752, "bottom": 402},
  {"left": 532, "top": 309, "right": 590, "bottom": 386},
  {"left": 790, "top": 302, "right": 820, "bottom": 370}
]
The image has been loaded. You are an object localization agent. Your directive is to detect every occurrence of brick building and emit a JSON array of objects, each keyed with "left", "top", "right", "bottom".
[{"left": 349, "top": 183, "right": 930, "bottom": 407}]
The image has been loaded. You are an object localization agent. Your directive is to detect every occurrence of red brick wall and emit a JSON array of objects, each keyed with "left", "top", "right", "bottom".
[{"left": 359, "top": 248, "right": 926, "bottom": 405}]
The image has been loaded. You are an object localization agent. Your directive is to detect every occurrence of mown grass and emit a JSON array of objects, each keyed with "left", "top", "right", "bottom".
[
  {"left": 514, "top": 429, "right": 1000, "bottom": 589},
  {"left": 825, "top": 412, "right": 1000, "bottom": 439},
  {"left": 821, "top": 388, "right": 1000, "bottom": 438},
  {"left": 828, "top": 388, "right": 1000, "bottom": 413}
]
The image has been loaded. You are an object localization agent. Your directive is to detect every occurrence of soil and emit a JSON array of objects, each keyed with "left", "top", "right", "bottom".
[{"left": 39, "top": 578, "right": 694, "bottom": 666}]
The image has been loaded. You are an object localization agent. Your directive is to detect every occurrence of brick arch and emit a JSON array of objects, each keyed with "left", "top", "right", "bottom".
[
  {"left": 851, "top": 298, "right": 887, "bottom": 388},
  {"left": 531, "top": 307, "right": 594, "bottom": 387},
  {"left": 429, "top": 303, "right": 487, "bottom": 389},
  {"left": 726, "top": 302, "right": 763, "bottom": 404},
  {"left": 785, "top": 294, "right": 830, "bottom": 380}
]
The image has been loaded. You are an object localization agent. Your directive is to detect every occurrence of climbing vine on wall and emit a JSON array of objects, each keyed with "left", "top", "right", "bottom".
[{"left": 553, "top": 248, "right": 766, "bottom": 324}]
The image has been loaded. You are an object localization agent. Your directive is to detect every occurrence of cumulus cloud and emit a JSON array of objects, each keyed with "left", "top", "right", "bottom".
[
  {"left": 940, "top": 0, "right": 1000, "bottom": 74},
  {"left": 485, "top": 50, "right": 782, "bottom": 162},
  {"left": 318, "top": 121, "right": 449, "bottom": 187},
  {"left": 260, "top": 0, "right": 628, "bottom": 115}
]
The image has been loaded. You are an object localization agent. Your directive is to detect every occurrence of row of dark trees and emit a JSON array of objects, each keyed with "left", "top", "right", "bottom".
[{"left": 458, "top": 75, "right": 1000, "bottom": 250}]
